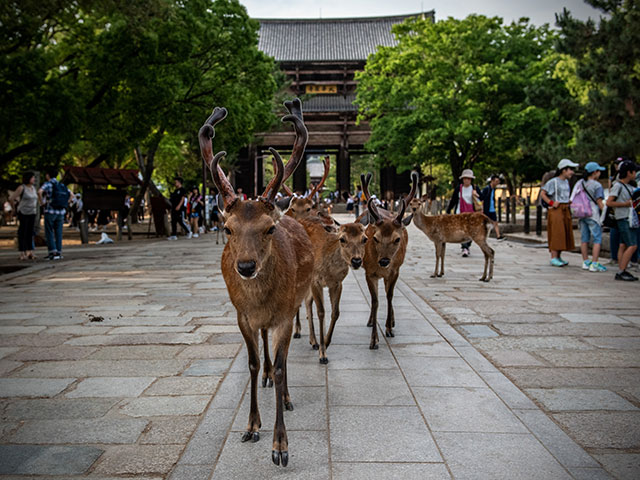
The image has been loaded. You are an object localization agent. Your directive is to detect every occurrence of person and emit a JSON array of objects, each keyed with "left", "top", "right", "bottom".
[
  {"left": 346, "top": 193, "right": 354, "bottom": 212},
  {"left": 480, "top": 175, "right": 505, "bottom": 241},
  {"left": 188, "top": 186, "right": 204, "bottom": 238},
  {"left": 447, "top": 169, "right": 481, "bottom": 257},
  {"left": 9, "top": 172, "right": 39, "bottom": 260},
  {"left": 38, "top": 168, "right": 70, "bottom": 260},
  {"left": 574, "top": 162, "right": 607, "bottom": 272},
  {"left": 237, "top": 188, "right": 247, "bottom": 201},
  {"left": 168, "top": 176, "right": 191, "bottom": 240},
  {"left": 606, "top": 161, "right": 638, "bottom": 281},
  {"left": 607, "top": 157, "right": 626, "bottom": 265},
  {"left": 354, "top": 185, "right": 364, "bottom": 217},
  {"left": 68, "top": 193, "right": 83, "bottom": 229},
  {"left": 540, "top": 159, "right": 579, "bottom": 267}
]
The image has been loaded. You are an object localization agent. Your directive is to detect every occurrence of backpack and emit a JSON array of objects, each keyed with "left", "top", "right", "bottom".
[
  {"left": 570, "top": 180, "right": 592, "bottom": 218},
  {"left": 50, "top": 181, "right": 69, "bottom": 209}
]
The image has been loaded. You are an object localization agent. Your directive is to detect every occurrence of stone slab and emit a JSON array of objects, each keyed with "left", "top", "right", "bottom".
[
  {"left": 176, "top": 344, "right": 241, "bottom": 359},
  {"left": 168, "top": 464, "right": 214, "bottom": 480},
  {"left": 485, "top": 350, "right": 546, "bottom": 367},
  {"left": 13, "top": 359, "right": 189, "bottom": 377},
  {"left": 66, "top": 376, "right": 156, "bottom": 398},
  {"left": 458, "top": 324, "right": 499, "bottom": 338},
  {"left": 553, "top": 412, "right": 640, "bottom": 449},
  {"left": 144, "top": 376, "right": 221, "bottom": 396},
  {"left": 3, "top": 398, "right": 119, "bottom": 420},
  {"left": 527, "top": 388, "right": 639, "bottom": 411},
  {"left": 396, "top": 356, "right": 486, "bottom": 387},
  {"left": 141, "top": 416, "right": 200, "bottom": 444},
  {"left": 120, "top": 395, "right": 210, "bottom": 417},
  {"left": 328, "top": 369, "right": 415, "bottom": 406},
  {"left": 87, "top": 345, "right": 184, "bottom": 360},
  {"left": 0, "top": 445, "right": 104, "bottom": 475},
  {"left": 560, "top": 313, "right": 628, "bottom": 324},
  {"left": 332, "top": 462, "right": 451, "bottom": 480},
  {"left": 0, "top": 378, "right": 75, "bottom": 397},
  {"left": 594, "top": 453, "right": 640, "bottom": 480},
  {"left": 93, "top": 444, "right": 183, "bottom": 475},
  {"left": 9, "top": 418, "right": 148, "bottom": 444},
  {"left": 330, "top": 406, "right": 441, "bottom": 462},
  {"left": 183, "top": 358, "right": 232, "bottom": 376}
]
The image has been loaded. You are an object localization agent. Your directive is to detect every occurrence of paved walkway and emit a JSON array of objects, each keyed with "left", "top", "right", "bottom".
[{"left": 0, "top": 218, "right": 636, "bottom": 479}]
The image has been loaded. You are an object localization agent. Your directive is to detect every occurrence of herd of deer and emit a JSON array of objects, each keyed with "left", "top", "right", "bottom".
[{"left": 197, "top": 99, "right": 495, "bottom": 467}]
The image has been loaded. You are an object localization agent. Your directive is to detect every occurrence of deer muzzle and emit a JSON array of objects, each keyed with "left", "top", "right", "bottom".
[
  {"left": 378, "top": 257, "right": 391, "bottom": 268},
  {"left": 237, "top": 260, "right": 257, "bottom": 279},
  {"left": 350, "top": 257, "right": 362, "bottom": 270}
]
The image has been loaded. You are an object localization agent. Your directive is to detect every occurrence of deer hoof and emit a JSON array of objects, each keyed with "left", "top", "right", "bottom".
[
  {"left": 242, "top": 431, "right": 259, "bottom": 443},
  {"left": 369, "top": 343, "right": 379, "bottom": 350},
  {"left": 319, "top": 356, "right": 329, "bottom": 365},
  {"left": 385, "top": 330, "right": 394, "bottom": 338},
  {"left": 312, "top": 344, "right": 319, "bottom": 350},
  {"left": 261, "top": 377, "right": 273, "bottom": 388},
  {"left": 293, "top": 332, "right": 301, "bottom": 339},
  {"left": 285, "top": 401, "right": 294, "bottom": 411},
  {"left": 430, "top": 274, "right": 437, "bottom": 278},
  {"left": 272, "top": 450, "right": 289, "bottom": 467}
]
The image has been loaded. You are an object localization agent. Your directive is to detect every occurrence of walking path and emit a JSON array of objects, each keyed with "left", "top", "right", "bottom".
[{"left": 0, "top": 218, "right": 637, "bottom": 479}]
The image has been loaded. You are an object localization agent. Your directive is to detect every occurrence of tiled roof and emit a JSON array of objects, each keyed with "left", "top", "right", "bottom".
[
  {"left": 257, "top": 12, "right": 433, "bottom": 62},
  {"left": 303, "top": 94, "right": 357, "bottom": 112},
  {"left": 62, "top": 166, "right": 141, "bottom": 187}
]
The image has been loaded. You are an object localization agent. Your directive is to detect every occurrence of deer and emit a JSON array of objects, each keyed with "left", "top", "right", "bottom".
[
  {"left": 198, "top": 100, "right": 313, "bottom": 467},
  {"left": 363, "top": 172, "right": 418, "bottom": 349},
  {"left": 409, "top": 198, "right": 495, "bottom": 282}
]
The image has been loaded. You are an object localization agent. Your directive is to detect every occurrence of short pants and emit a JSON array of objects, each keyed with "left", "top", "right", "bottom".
[
  {"left": 579, "top": 218, "right": 602, "bottom": 244},
  {"left": 486, "top": 211, "right": 497, "bottom": 222},
  {"left": 617, "top": 218, "right": 638, "bottom": 247}
]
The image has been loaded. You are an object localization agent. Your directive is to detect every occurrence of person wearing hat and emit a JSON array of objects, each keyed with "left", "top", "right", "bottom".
[
  {"left": 447, "top": 169, "right": 481, "bottom": 257},
  {"left": 540, "top": 159, "right": 578, "bottom": 267},
  {"left": 606, "top": 160, "right": 638, "bottom": 281},
  {"left": 574, "top": 162, "right": 607, "bottom": 272}
]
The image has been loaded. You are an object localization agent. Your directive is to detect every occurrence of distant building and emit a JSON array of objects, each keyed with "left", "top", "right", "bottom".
[{"left": 233, "top": 12, "right": 434, "bottom": 198}]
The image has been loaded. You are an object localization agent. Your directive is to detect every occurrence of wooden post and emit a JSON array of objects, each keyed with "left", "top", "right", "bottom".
[
  {"left": 536, "top": 205, "right": 542, "bottom": 236},
  {"left": 504, "top": 197, "right": 509, "bottom": 224},
  {"left": 524, "top": 197, "right": 530, "bottom": 234},
  {"left": 510, "top": 197, "right": 517, "bottom": 224}
]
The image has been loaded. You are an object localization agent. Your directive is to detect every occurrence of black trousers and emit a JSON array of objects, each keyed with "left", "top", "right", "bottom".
[
  {"left": 171, "top": 209, "right": 190, "bottom": 236},
  {"left": 17, "top": 213, "right": 36, "bottom": 252}
]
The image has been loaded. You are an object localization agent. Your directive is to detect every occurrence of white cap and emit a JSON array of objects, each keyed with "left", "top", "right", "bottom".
[{"left": 557, "top": 158, "right": 579, "bottom": 170}]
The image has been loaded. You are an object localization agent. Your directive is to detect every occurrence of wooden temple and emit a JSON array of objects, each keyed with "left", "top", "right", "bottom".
[{"left": 234, "top": 12, "right": 434, "bottom": 198}]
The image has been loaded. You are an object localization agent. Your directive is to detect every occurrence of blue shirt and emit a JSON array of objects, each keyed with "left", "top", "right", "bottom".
[
  {"left": 489, "top": 187, "right": 495, "bottom": 213},
  {"left": 40, "top": 179, "right": 67, "bottom": 215}
]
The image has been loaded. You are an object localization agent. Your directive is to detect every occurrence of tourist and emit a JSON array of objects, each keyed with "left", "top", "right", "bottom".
[
  {"left": 575, "top": 162, "right": 607, "bottom": 272},
  {"left": 168, "top": 176, "right": 191, "bottom": 240},
  {"left": 606, "top": 161, "right": 638, "bottom": 281},
  {"left": 540, "top": 159, "right": 579, "bottom": 267},
  {"left": 354, "top": 185, "right": 364, "bottom": 217},
  {"left": 447, "top": 169, "right": 481, "bottom": 257},
  {"left": 38, "top": 168, "right": 70, "bottom": 260},
  {"left": 346, "top": 193, "right": 354, "bottom": 213},
  {"left": 9, "top": 172, "right": 39, "bottom": 260},
  {"left": 480, "top": 174, "right": 505, "bottom": 241},
  {"left": 188, "top": 186, "right": 204, "bottom": 238},
  {"left": 607, "top": 157, "right": 626, "bottom": 265}
]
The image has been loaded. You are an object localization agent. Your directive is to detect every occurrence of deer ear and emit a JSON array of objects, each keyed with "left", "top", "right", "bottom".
[
  {"left": 402, "top": 213, "right": 414, "bottom": 226},
  {"left": 276, "top": 196, "right": 292, "bottom": 211}
]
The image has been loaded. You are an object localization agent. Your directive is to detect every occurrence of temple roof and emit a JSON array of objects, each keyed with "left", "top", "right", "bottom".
[
  {"left": 257, "top": 12, "right": 433, "bottom": 62},
  {"left": 303, "top": 93, "right": 357, "bottom": 112},
  {"left": 62, "top": 166, "right": 141, "bottom": 187}
]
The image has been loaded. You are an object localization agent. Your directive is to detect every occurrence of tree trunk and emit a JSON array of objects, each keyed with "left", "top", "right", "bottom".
[
  {"left": 503, "top": 172, "right": 516, "bottom": 196},
  {"left": 129, "top": 129, "right": 167, "bottom": 225}
]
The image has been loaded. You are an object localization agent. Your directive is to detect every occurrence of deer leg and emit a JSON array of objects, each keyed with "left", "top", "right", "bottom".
[
  {"left": 238, "top": 318, "right": 261, "bottom": 443},
  {"left": 271, "top": 324, "right": 292, "bottom": 467},
  {"left": 293, "top": 309, "right": 301, "bottom": 338},
  {"left": 325, "top": 281, "right": 342, "bottom": 348},
  {"left": 305, "top": 291, "right": 318, "bottom": 350},
  {"left": 366, "top": 275, "right": 380, "bottom": 349},
  {"left": 384, "top": 273, "right": 399, "bottom": 337},
  {"left": 283, "top": 356, "right": 293, "bottom": 411},
  {"left": 439, "top": 242, "right": 446, "bottom": 277},
  {"left": 312, "top": 283, "right": 328, "bottom": 364},
  {"left": 260, "top": 328, "right": 273, "bottom": 388},
  {"left": 431, "top": 242, "right": 441, "bottom": 278},
  {"left": 476, "top": 239, "right": 495, "bottom": 282}
]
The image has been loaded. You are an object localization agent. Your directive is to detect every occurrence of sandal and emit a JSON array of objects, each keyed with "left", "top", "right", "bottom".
[{"left": 27, "top": 252, "right": 37, "bottom": 260}]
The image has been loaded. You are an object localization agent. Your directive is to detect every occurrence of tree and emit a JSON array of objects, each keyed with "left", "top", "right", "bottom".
[
  {"left": 356, "top": 15, "right": 572, "bottom": 191},
  {"left": 556, "top": 0, "right": 640, "bottom": 161}
]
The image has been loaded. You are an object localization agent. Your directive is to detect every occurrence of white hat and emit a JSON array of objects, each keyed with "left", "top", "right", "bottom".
[
  {"left": 557, "top": 158, "right": 579, "bottom": 170},
  {"left": 459, "top": 169, "right": 475, "bottom": 179}
]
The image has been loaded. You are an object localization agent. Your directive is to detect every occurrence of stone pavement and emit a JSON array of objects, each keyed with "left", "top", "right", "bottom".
[{"left": 0, "top": 218, "right": 636, "bottom": 479}]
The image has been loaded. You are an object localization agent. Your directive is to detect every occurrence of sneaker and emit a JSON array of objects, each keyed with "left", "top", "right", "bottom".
[
  {"left": 52, "top": 254, "right": 62, "bottom": 260},
  {"left": 615, "top": 270, "right": 639, "bottom": 281},
  {"left": 461, "top": 248, "right": 469, "bottom": 258},
  {"left": 496, "top": 235, "right": 506, "bottom": 241},
  {"left": 558, "top": 257, "right": 569, "bottom": 266},
  {"left": 193, "top": 233, "right": 199, "bottom": 238},
  {"left": 47, "top": 252, "right": 55, "bottom": 260},
  {"left": 199, "top": 226, "right": 205, "bottom": 234},
  {"left": 589, "top": 262, "right": 607, "bottom": 272},
  {"left": 582, "top": 260, "right": 592, "bottom": 270},
  {"left": 550, "top": 258, "right": 565, "bottom": 267},
  {"left": 167, "top": 236, "right": 178, "bottom": 241},
  {"left": 186, "top": 232, "right": 193, "bottom": 239}
]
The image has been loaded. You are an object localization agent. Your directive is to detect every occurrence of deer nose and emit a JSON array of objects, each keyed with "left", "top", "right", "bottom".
[
  {"left": 379, "top": 258, "right": 390, "bottom": 268},
  {"left": 237, "top": 260, "right": 257, "bottom": 278},
  {"left": 351, "top": 257, "right": 362, "bottom": 269}
]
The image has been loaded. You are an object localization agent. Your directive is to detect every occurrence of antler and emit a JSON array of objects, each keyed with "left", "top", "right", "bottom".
[
  {"left": 394, "top": 198, "right": 407, "bottom": 226},
  {"left": 208, "top": 151, "right": 236, "bottom": 207},
  {"left": 367, "top": 197, "right": 381, "bottom": 224},
  {"left": 263, "top": 98, "right": 308, "bottom": 197},
  {"left": 265, "top": 147, "right": 284, "bottom": 204},
  {"left": 198, "top": 107, "right": 228, "bottom": 170},
  {"left": 408, "top": 171, "right": 419, "bottom": 202},
  {"left": 307, "top": 156, "right": 330, "bottom": 200},
  {"left": 360, "top": 172, "right": 373, "bottom": 201}
]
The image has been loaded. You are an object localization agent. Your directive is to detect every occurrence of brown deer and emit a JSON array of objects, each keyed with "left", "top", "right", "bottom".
[
  {"left": 363, "top": 172, "right": 418, "bottom": 349},
  {"left": 409, "top": 199, "right": 495, "bottom": 282},
  {"left": 198, "top": 102, "right": 313, "bottom": 467}
]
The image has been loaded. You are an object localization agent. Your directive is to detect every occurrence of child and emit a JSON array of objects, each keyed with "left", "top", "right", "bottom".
[
  {"left": 574, "top": 162, "right": 607, "bottom": 272},
  {"left": 480, "top": 174, "right": 505, "bottom": 240},
  {"left": 447, "top": 169, "right": 481, "bottom": 257}
]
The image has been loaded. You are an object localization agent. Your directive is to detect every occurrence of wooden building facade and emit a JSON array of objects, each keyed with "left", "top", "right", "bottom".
[{"left": 234, "top": 12, "right": 434, "bottom": 198}]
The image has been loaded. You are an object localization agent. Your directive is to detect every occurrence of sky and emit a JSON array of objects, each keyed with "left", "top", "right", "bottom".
[{"left": 240, "top": 0, "right": 603, "bottom": 26}]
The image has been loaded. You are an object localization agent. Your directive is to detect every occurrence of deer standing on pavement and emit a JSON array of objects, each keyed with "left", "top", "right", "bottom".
[
  {"left": 409, "top": 199, "right": 495, "bottom": 282},
  {"left": 363, "top": 172, "right": 418, "bottom": 349},
  {"left": 199, "top": 102, "right": 313, "bottom": 467}
]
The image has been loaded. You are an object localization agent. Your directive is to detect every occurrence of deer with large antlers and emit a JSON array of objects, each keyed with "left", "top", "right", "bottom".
[
  {"left": 363, "top": 171, "right": 418, "bottom": 349},
  {"left": 198, "top": 99, "right": 313, "bottom": 467},
  {"left": 409, "top": 199, "right": 495, "bottom": 281}
]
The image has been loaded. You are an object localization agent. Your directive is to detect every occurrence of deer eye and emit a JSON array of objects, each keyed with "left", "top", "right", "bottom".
[
  {"left": 339, "top": 237, "right": 346, "bottom": 243},
  {"left": 306, "top": 207, "right": 311, "bottom": 212},
  {"left": 394, "top": 237, "right": 401, "bottom": 244},
  {"left": 362, "top": 237, "right": 367, "bottom": 244},
  {"left": 224, "top": 227, "right": 231, "bottom": 235},
  {"left": 266, "top": 226, "right": 276, "bottom": 235}
]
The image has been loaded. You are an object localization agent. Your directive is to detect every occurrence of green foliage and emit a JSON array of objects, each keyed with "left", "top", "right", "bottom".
[
  {"left": 556, "top": 0, "right": 640, "bottom": 161},
  {"left": 356, "top": 15, "right": 573, "bottom": 190},
  {"left": 0, "top": 0, "right": 277, "bottom": 180}
]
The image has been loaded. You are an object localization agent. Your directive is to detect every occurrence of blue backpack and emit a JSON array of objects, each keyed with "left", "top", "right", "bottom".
[{"left": 50, "top": 181, "right": 69, "bottom": 209}]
